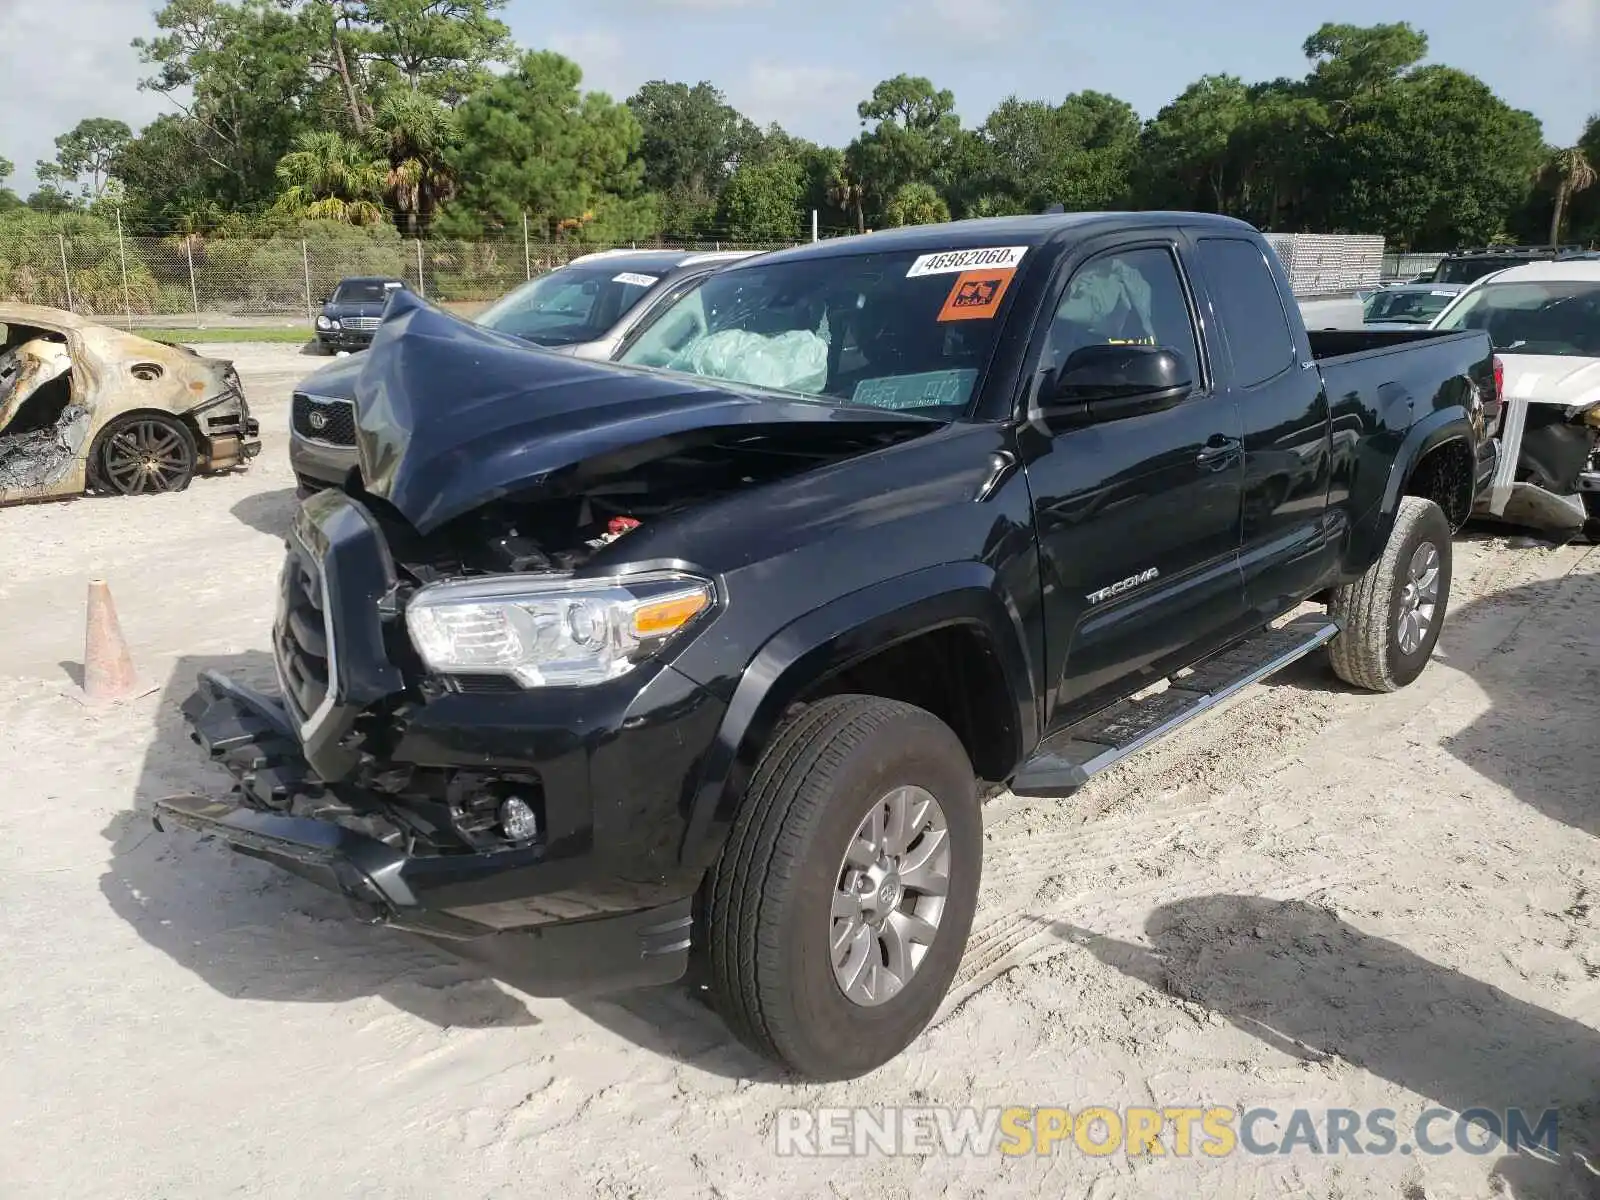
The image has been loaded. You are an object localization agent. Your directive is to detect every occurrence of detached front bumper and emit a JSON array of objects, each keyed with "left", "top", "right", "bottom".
[{"left": 153, "top": 670, "right": 696, "bottom": 996}]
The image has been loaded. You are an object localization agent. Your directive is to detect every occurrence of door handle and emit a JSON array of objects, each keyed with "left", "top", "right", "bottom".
[{"left": 1196, "top": 437, "right": 1241, "bottom": 467}]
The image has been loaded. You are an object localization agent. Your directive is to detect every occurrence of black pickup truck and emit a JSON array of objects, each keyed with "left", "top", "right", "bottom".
[{"left": 155, "top": 212, "right": 1499, "bottom": 1081}]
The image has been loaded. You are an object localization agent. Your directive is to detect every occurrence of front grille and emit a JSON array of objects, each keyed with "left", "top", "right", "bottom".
[
  {"left": 292, "top": 393, "right": 357, "bottom": 446},
  {"left": 274, "top": 542, "right": 331, "bottom": 727},
  {"left": 341, "top": 316, "right": 381, "bottom": 332}
]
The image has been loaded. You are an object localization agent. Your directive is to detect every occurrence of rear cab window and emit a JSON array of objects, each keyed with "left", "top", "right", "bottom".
[
  {"left": 615, "top": 243, "right": 1037, "bottom": 417},
  {"left": 1194, "top": 237, "right": 1297, "bottom": 387}
]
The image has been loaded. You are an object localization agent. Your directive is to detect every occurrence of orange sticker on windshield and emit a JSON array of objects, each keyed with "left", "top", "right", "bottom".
[{"left": 938, "top": 269, "right": 1014, "bottom": 321}]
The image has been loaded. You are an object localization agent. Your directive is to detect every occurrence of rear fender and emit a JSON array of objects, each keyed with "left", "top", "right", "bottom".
[
  {"left": 1347, "top": 405, "right": 1474, "bottom": 570},
  {"left": 676, "top": 562, "right": 1038, "bottom": 871}
]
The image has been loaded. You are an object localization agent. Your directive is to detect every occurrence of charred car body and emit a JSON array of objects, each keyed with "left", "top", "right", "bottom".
[
  {"left": 0, "top": 303, "right": 259, "bottom": 504},
  {"left": 156, "top": 213, "right": 1497, "bottom": 1081},
  {"left": 1431, "top": 260, "right": 1600, "bottom": 537}
]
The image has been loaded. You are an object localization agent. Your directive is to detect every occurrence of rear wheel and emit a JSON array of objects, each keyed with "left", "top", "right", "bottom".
[
  {"left": 705, "top": 695, "right": 981, "bottom": 1080},
  {"left": 1327, "top": 495, "right": 1453, "bottom": 691},
  {"left": 92, "top": 413, "right": 197, "bottom": 496}
]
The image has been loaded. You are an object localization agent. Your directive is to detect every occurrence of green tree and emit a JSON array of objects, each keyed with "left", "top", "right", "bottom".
[
  {"left": 133, "top": 0, "right": 322, "bottom": 209},
  {"left": 1566, "top": 114, "right": 1600, "bottom": 244},
  {"left": 1307, "top": 65, "right": 1544, "bottom": 246},
  {"left": 37, "top": 118, "right": 133, "bottom": 200},
  {"left": 1546, "top": 145, "right": 1596, "bottom": 246},
  {"left": 980, "top": 91, "right": 1138, "bottom": 213},
  {"left": 366, "top": 89, "right": 459, "bottom": 235},
  {"left": 0, "top": 157, "right": 19, "bottom": 212},
  {"left": 1134, "top": 75, "right": 1256, "bottom": 212},
  {"left": 848, "top": 74, "right": 961, "bottom": 226},
  {"left": 110, "top": 114, "right": 236, "bottom": 231},
  {"left": 271, "top": 129, "right": 389, "bottom": 224},
  {"left": 445, "top": 50, "right": 651, "bottom": 239},
  {"left": 883, "top": 181, "right": 949, "bottom": 226},
  {"left": 748, "top": 132, "right": 850, "bottom": 231},
  {"left": 1302, "top": 21, "right": 1429, "bottom": 103},
  {"left": 296, "top": 0, "right": 513, "bottom": 133},
  {"left": 627, "top": 80, "right": 760, "bottom": 235},
  {"left": 26, "top": 184, "right": 81, "bottom": 215},
  {"left": 717, "top": 158, "right": 804, "bottom": 240}
]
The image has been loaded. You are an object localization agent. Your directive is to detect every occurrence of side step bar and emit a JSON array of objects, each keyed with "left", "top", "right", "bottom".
[{"left": 1009, "top": 614, "right": 1341, "bottom": 798}]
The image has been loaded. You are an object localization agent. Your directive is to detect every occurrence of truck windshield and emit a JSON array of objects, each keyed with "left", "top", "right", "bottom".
[
  {"left": 614, "top": 247, "right": 1030, "bottom": 417},
  {"left": 1433, "top": 280, "right": 1600, "bottom": 357},
  {"left": 476, "top": 267, "right": 660, "bottom": 347}
]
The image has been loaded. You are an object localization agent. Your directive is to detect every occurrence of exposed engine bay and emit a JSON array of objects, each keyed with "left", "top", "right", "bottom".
[
  {"left": 281, "top": 423, "right": 933, "bottom": 860},
  {"left": 364, "top": 424, "right": 928, "bottom": 585}
]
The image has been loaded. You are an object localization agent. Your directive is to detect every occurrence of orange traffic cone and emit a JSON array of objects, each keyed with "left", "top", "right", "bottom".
[{"left": 84, "top": 578, "right": 137, "bottom": 702}]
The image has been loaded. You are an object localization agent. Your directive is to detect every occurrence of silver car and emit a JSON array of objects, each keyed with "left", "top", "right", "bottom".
[{"left": 289, "top": 249, "right": 758, "bottom": 494}]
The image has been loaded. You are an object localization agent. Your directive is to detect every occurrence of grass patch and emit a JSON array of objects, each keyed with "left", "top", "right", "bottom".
[{"left": 140, "top": 326, "right": 313, "bottom": 344}]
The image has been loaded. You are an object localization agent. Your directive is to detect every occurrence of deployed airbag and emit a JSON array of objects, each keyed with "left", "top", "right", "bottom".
[{"left": 666, "top": 329, "right": 828, "bottom": 395}]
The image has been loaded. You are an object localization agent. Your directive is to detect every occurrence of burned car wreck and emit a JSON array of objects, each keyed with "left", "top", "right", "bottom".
[{"left": 0, "top": 303, "right": 260, "bottom": 505}]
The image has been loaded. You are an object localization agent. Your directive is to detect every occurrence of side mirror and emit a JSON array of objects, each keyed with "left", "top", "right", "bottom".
[{"left": 1041, "top": 343, "right": 1193, "bottom": 424}]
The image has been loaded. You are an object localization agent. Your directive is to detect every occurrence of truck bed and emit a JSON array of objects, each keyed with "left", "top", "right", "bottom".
[{"left": 1306, "top": 327, "right": 1476, "bottom": 363}]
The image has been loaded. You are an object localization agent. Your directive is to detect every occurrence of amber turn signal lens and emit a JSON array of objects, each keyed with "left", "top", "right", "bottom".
[{"left": 631, "top": 589, "right": 710, "bottom": 638}]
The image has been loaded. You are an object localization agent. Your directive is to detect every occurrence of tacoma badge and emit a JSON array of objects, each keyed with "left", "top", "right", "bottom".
[{"left": 1087, "top": 567, "right": 1159, "bottom": 605}]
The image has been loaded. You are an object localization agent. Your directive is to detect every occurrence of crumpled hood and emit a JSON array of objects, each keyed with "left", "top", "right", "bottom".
[
  {"left": 349, "top": 288, "right": 936, "bottom": 533},
  {"left": 1499, "top": 354, "right": 1600, "bottom": 411}
]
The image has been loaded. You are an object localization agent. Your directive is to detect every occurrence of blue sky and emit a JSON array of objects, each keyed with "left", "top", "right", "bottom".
[{"left": 3, "top": 0, "right": 1596, "bottom": 197}]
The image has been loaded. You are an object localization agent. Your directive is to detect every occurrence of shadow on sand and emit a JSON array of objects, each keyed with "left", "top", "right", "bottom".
[{"left": 1057, "top": 895, "right": 1598, "bottom": 1196}]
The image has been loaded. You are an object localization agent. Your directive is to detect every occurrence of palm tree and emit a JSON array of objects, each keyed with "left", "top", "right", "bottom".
[
  {"left": 827, "top": 162, "right": 867, "bottom": 234},
  {"left": 272, "top": 131, "right": 389, "bottom": 226},
  {"left": 1547, "top": 145, "right": 1596, "bottom": 247},
  {"left": 366, "top": 92, "right": 460, "bottom": 238}
]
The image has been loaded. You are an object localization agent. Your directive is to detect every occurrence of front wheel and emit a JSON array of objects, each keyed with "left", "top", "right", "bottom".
[
  {"left": 1327, "top": 495, "right": 1453, "bottom": 691},
  {"left": 704, "top": 695, "right": 981, "bottom": 1081}
]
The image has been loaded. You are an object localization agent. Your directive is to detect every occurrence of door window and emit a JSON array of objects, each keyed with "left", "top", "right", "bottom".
[{"left": 1042, "top": 246, "right": 1202, "bottom": 386}]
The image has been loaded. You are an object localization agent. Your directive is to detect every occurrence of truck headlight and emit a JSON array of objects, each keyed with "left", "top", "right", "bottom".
[
  {"left": 405, "top": 571, "right": 714, "bottom": 688},
  {"left": 315, "top": 315, "right": 332, "bottom": 330}
]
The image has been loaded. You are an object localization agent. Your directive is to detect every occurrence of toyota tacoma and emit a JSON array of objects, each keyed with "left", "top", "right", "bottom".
[{"left": 154, "top": 212, "right": 1499, "bottom": 1081}]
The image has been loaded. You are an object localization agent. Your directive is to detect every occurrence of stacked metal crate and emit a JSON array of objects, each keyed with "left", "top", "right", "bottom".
[{"left": 1264, "top": 233, "right": 1386, "bottom": 297}]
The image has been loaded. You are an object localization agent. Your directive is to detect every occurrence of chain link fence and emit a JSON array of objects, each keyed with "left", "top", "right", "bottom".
[
  {"left": 0, "top": 230, "right": 797, "bottom": 329},
  {"left": 0, "top": 223, "right": 1438, "bottom": 329}
]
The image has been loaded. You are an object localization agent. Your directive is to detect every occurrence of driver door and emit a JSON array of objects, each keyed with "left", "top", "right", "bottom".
[{"left": 1021, "top": 235, "right": 1248, "bottom": 729}]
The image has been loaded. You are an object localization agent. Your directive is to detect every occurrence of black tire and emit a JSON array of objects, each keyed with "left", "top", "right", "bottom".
[
  {"left": 91, "top": 412, "right": 197, "bottom": 496},
  {"left": 705, "top": 694, "right": 981, "bottom": 1081},
  {"left": 1327, "top": 495, "right": 1453, "bottom": 692}
]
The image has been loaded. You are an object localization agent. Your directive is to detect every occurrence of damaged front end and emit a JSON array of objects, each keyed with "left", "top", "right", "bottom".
[
  {"left": 153, "top": 290, "right": 940, "bottom": 992},
  {"left": 1479, "top": 390, "right": 1600, "bottom": 537}
]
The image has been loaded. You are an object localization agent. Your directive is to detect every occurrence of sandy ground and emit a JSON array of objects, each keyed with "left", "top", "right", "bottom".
[{"left": 0, "top": 344, "right": 1596, "bottom": 1200}]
